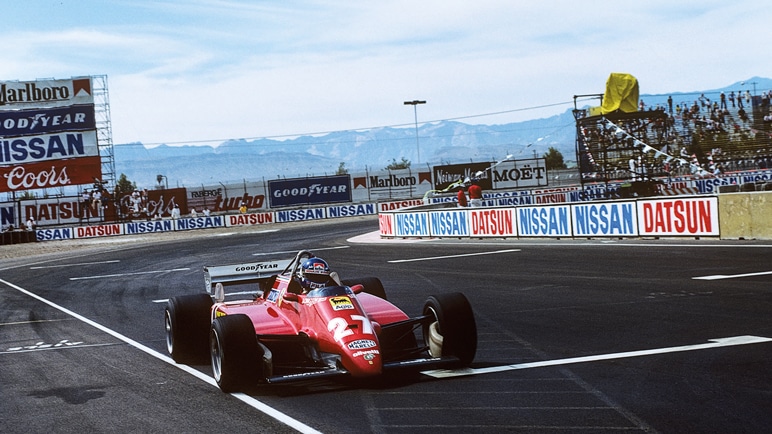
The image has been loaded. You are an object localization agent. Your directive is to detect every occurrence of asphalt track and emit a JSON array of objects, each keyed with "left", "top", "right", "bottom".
[{"left": 2, "top": 217, "right": 771, "bottom": 433}]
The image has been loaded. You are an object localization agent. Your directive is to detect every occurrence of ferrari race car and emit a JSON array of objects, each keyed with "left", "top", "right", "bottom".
[{"left": 164, "top": 250, "right": 477, "bottom": 392}]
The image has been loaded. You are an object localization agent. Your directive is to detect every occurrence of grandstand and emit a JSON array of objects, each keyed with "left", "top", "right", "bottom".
[{"left": 573, "top": 89, "right": 772, "bottom": 196}]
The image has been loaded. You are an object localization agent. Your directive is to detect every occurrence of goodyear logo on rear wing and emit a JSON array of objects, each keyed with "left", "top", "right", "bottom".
[
  {"left": 204, "top": 259, "right": 292, "bottom": 294},
  {"left": 330, "top": 296, "right": 354, "bottom": 311}
]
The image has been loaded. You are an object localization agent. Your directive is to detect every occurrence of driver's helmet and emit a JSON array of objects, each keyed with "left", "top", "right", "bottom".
[{"left": 299, "top": 257, "right": 333, "bottom": 290}]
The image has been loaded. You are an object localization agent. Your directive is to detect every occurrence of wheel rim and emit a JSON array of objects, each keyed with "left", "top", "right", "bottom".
[
  {"left": 164, "top": 310, "right": 174, "bottom": 355},
  {"left": 210, "top": 330, "right": 223, "bottom": 382},
  {"left": 423, "top": 305, "right": 441, "bottom": 355}
]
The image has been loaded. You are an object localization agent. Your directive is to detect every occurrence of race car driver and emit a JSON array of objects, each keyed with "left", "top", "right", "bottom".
[{"left": 298, "top": 257, "right": 341, "bottom": 292}]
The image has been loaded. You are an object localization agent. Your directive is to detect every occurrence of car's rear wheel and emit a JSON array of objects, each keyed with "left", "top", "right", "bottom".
[
  {"left": 343, "top": 276, "right": 387, "bottom": 300},
  {"left": 165, "top": 294, "right": 213, "bottom": 364},
  {"left": 422, "top": 292, "right": 477, "bottom": 367},
  {"left": 210, "top": 314, "right": 263, "bottom": 393}
]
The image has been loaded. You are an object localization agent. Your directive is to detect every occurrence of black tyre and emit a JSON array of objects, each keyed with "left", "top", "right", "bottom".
[
  {"left": 422, "top": 292, "right": 477, "bottom": 367},
  {"left": 165, "top": 294, "right": 213, "bottom": 364},
  {"left": 342, "top": 276, "right": 387, "bottom": 300},
  {"left": 210, "top": 314, "right": 263, "bottom": 393}
]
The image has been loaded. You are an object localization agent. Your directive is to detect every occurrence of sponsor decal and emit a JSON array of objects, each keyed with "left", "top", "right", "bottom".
[
  {"left": 352, "top": 349, "right": 380, "bottom": 360},
  {"left": 266, "top": 290, "right": 279, "bottom": 303},
  {"left": 470, "top": 208, "right": 515, "bottom": 236},
  {"left": 491, "top": 158, "right": 548, "bottom": 190},
  {"left": 0, "top": 131, "right": 98, "bottom": 164},
  {"left": 378, "top": 199, "right": 424, "bottom": 212},
  {"left": 326, "top": 203, "right": 376, "bottom": 218},
  {"left": 394, "top": 212, "right": 430, "bottom": 237},
  {"left": 35, "top": 227, "right": 73, "bottom": 241},
  {"left": 268, "top": 175, "right": 351, "bottom": 207},
  {"left": 329, "top": 296, "right": 354, "bottom": 311},
  {"left": 433, "top": 162, "right": 492, "bottom": 191},
  {"left": 0, "top": 155, "right": 101, "bottom": 193},
  {"left": 347, "top": 339, "right": 377, "bottom": 350},
  {"left": 429, "top": 210, "right": 469, "bottom": 236},
  {"left": 572, "top": 202, "right": 637, "bottom": 236},
  {"left": 227, "top": 212, "right": 273, "bottom": 226},
  {"left": 0, "top": 105, "right": 95, "bottom": 136},
  {"left": 517, "top": 205, "right": 571, "bottom": 237},
  {"left": 75, "top": 224, "right": 122, "bottom": 238},
  {"left": 175, "top": 216, "right": 225, "bottom": 230},
  {"left": 275, "top": 208, "right": 326, "bottom": 222},
  {"left": 125, "top": 220, "right": 174, "bottom": 234},
  {"left": 0, "top": 77, "right": 92, "bottom": 108},
  {"left": 378, "top": 213, "right": 394, "bottom": 236},
  {"left": 638, "top": 197, "right": 718, "bottom": 236}
]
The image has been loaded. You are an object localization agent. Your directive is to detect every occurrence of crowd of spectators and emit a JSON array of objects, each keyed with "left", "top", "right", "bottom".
[{"left": 578, "top": 89, "right": 772, "bottom": 182}]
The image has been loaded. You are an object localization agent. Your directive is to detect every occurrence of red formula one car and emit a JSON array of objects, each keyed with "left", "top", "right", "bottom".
[{"left": 164, "top": 250, "right": 477, "bottom": 392}]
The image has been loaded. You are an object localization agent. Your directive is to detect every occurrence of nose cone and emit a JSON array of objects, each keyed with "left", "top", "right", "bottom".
[{"left": 341, "top": 337, "right": 382, "bottom": 377}]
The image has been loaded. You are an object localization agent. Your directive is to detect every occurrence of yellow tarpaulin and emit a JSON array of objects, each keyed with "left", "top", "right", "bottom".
[{"left": 600, "top": 73, "right": 639, "bottom": 114}]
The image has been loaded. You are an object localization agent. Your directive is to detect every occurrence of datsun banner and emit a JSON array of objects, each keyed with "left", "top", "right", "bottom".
[
  {"left": 637, "top": 197, "right": 719, "bottom": 236},
  {"left": 268, "top": 175, "right": 351, "bottom": 208},
  {"left": 470, "top": 208, "right": 516, "bottom": 237},
  {"left": 379, "top": 213, "right": 395, "bottom": 237}
]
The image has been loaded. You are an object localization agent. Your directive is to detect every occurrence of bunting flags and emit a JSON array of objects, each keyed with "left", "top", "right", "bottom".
[{"left": 603, "top": 118, "right": 711, "bottom": 177}]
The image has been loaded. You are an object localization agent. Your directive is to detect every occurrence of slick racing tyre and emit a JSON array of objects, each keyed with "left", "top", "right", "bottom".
[
  {"left": 343, "top": 276, "right": 387, "bottom": 300},
  {"left": 423, "top": 292, "right": 477, "bottom": 367},
  {"left": 210, "top": 314, "right": 264, "bottom": 393},
  {"left": 165, "top": 294, "right": 213, "bottom": 364}
]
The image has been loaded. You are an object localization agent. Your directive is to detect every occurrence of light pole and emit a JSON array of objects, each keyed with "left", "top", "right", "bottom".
[{"left": 404, "top": 100, "right": 426, "bottom": 164}]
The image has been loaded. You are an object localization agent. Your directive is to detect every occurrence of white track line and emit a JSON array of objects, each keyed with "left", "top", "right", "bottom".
[
  {"left": 69, "top": 268, "right": 191, "bottom": 281},
  {"left": 422, "top": 335, "right": 772, "bottom": 379},
  {"left": 388, "top": 249, "right": 520, "bottom": 263},
  {"left": 693, "top": 270, "right": 772, "bottom": 280},
  {"left": 30, "top": 260, "right": 121, "bottom": 270},
  {"left": 0, "top": 277, "right": 322, "bottom": 434}
]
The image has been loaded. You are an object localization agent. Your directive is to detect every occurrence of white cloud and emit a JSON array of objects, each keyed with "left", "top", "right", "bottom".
[{"left": 1, "top": 0, "right": 769, "bottom": 145}]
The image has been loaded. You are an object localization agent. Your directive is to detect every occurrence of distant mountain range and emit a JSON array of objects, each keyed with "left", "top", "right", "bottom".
[{"left": 114, "top": 76, "right": 772, "bottom": 189}]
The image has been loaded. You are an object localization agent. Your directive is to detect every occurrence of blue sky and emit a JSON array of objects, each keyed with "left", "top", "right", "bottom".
[{"left": 2, "top": 0, "right": 768, "bottom": 146}]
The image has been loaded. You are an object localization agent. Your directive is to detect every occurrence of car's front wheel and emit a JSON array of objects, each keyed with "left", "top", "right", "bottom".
[
  {"left": 422, "top": 292, "right": 477, "bottom": 367},
  {"left": 210, "top": 314, "right": 263, "bottom": 393}
]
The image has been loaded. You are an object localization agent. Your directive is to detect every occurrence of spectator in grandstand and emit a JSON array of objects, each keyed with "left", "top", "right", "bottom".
[
  {"left": 203, "top": 207, "right": 211, "bottom": 217},
  {"left": 190, "top": 208, "right": 198, "bottom": 218},
  {"left": 720, "top": 92, "right": 727, "bottom": 110},
  {"left": 729, "top": 91, "right": 736, "bottom": 108},
  {"left": 25, "top": 217, "right": 36, "bottom": 231},
  {"left": 738, "top": 107, "right": 749, "bottom": 123}
]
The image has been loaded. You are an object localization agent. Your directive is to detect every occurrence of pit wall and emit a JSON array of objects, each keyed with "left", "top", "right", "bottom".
[{"left": 378, "top": 192, "right": 772, "bottom": 240}]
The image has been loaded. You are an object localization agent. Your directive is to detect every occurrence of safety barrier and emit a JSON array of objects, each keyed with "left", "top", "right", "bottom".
[{"left": 378, "top": 191, "right": 772, "bottom": 240}]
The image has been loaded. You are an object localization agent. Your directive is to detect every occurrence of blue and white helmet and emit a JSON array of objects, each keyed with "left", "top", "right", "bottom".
[{"left": 299, "top": 257, "right": 332, "bottom": 290}]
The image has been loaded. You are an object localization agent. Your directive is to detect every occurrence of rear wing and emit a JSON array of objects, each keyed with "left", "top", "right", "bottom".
[{"left": 204, "top": 259, "right": 293, "bottom": 295}]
